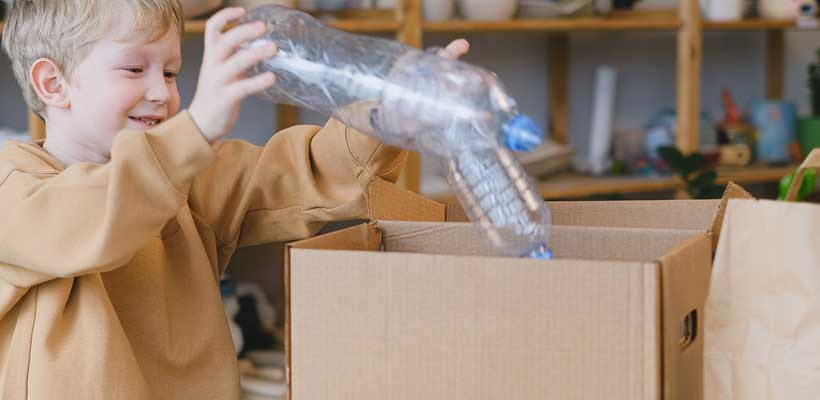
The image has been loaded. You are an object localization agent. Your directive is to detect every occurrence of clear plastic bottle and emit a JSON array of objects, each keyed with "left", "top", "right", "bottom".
[{"left": 242, "top": 5, "right": 552, "bottom": 259}]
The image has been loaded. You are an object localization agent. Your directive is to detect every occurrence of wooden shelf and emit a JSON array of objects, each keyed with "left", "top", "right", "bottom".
[
  {"left": 422, "top": 15, "right": 820, "bottom": 33},
  {"left": 703, "top": 18, "right": 814, "bottom": 30},
  {"left": 429, "top": 164, "right": 795, "bottom": 201},
  {"left": 183, "top": 19, "right": 206, "bottom": 35},
  {"left": 183, "top": 18, "right": 400, "bottom": 36},
  {"left": 539, "top": 164, "right": 794, "bottom": 199},
  {"left": 325, "top": 18, "right": 401, "bottom": 32},
  {"left": 424, "top": 14, "right": 680, "bottom": 32},
  {"left": 8, "top": 14, "right": 820, "bottom": 37}
]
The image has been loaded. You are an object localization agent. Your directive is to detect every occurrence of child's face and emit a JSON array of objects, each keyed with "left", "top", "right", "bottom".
[{"left": 62, "top": 17, "right": 182, "bottom": 157}]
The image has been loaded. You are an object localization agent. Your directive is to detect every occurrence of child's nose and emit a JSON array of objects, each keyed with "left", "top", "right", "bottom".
[{"left": 146, "top": 78, "right": 171, "bottom": 103}]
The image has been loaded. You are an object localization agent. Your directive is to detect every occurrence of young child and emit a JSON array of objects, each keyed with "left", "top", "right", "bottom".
[{"left": 0, "top": 0, "right": 469, "bottom": 398}]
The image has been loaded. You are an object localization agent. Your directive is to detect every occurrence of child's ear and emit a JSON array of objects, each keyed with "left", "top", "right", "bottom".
[{"left": 29, "top": 58, "right": 70, "bottom": 109}]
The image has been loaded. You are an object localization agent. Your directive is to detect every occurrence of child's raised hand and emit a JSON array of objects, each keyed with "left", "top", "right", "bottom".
[
  {"left": 437, "top": 39, "right": 471, "bottom": 60},
  {"left": 189, "top": 8, "right": 278, "bottom": 143}
]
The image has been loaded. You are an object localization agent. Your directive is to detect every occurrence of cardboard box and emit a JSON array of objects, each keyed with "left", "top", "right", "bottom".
[
  {"left": 282, "top": 179, "right": 752, "bottom": 400},
  {"left": 286, "top": 222, "right": 711, "bottom": 400},
  {"left": 443, "top": 182, "right": 753, "bottom": 250}
]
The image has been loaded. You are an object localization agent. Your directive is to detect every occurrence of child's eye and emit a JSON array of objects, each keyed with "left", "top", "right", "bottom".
[
  {"left": 164, "top": 71, "right": 178, "bottom": 80},
  {"left": 123, "top": 67, "right": 144, "bottom": 74}
]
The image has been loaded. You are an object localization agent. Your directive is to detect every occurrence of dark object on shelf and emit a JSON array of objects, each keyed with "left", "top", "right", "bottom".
[
  {"left": 809, "top": 48, "right": 820, "bottom": 117},
  {"left": 659, "top": 146, "right": 725, "bottom": 199},
  {"left": 799, "top": 47, "right": 820, "bottom": 158},
  {"left": 798, "top": 117, "right": 820, "bottom": 157},
  {"left": 613, "top": 0, "right": 641, "bottom": 10},
  {"left": 235, "top": 294, "right": 277, "bottom": 357}
]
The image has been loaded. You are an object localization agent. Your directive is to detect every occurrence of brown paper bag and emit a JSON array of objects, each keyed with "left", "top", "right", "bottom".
[{"left": 705, "top": 149, "right": 820, "bottom": 400}]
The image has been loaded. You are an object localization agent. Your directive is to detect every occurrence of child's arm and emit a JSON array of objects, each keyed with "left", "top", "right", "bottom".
[
  {"left": 185, "top": 40, "right": 472, "bottom": 269},
  {"left": 0, "top": 114, "right": 214, "bottom": 287},
  {"left": 187, "top": 118, "right": 405, "bottom": 255}
]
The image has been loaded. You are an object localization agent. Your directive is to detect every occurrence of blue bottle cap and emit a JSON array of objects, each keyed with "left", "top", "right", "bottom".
[
  {"left": 525, "top": 243, "right": 553, "bottom": 260},
  {"left": 220, "top": 277, "right": 237, "bottom": 298},
  {"left": 502, "top": 115, "right": 543, "bottom": 152}
]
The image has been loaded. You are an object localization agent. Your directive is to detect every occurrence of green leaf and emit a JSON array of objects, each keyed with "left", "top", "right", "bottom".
[
  {"left": 700, "top": 185, "right": 727, "bottom": 200},
  {"left": 659, "top": 146, "right": 686, "bottom": 171},
  {"left": 691, "top": 170, "right": 717, "bottom": 188},
  {"left": 682, "top": 153, "right": 704, "bottom": 176}
]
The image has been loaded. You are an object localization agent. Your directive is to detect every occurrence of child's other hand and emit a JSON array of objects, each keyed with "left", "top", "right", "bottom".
[
  {"left": 437, "top": 39, "right": 471, "bottom": 60},
  {"left": 189, "top": 7, "right": 278, "bottom": 142}
]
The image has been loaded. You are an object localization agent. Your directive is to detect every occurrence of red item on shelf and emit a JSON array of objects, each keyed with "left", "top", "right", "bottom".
[{"left": 722, "top": 88, "right": 742, "bottom": 124}]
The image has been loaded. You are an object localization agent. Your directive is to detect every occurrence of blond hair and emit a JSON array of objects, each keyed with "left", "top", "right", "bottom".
[{"left": 2, "top": 0, "right": 185, "bottom": 116}]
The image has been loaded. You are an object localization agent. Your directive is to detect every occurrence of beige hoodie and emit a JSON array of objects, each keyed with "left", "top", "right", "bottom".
[{"left": 0, "top": 111, "right": 406, "bottom": 399}]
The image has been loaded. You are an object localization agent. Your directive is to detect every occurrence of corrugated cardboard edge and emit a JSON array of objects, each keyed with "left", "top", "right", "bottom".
[
  {"left": 368, "top": 178, "right": 446, "bottom": 222},
  {"left": 284, "top": 245, "right": 293, "bottom": 400},
  {"left": 642, "top": 260, "right": 664, "bottom": 400},
  {"left": 658, "top": 233, "right": 712, "bottom": 400},
  {"left": 444, "top": 181, "right": 753, "bottom": 251},
  {"left": 548, "top": 200, "right": 722, "bottom": 232},
  {"left": 285, "top": 223, "right": 385, "bottom": 400},
  {"left": 710, "top": 182, "right": 753, "bottom": 250}
]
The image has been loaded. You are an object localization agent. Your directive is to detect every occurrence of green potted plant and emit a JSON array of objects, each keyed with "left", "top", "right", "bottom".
[
  {"left": 659, "top": 146, "right": 725, "bottom": 199},
  {"left": 798, "top": 48, "right": 820, "bottom": 158}
]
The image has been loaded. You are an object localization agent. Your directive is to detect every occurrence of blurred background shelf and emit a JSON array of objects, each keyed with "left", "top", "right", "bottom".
[
  {"left": 183, "top": 18, "right": 401, "bottom": 35},
  {"left": 429, "top": 163, "right": 795, "bottom": 201},
  {"left": 703, "top": 18, "right": 817, "bottom": 30},
  {"left": 178, "top": 13, "right": 820, "bottom": 36},
  {"left": 424, "top": 11, "right": 680, "bottom": 32},
  {"left": 183, "top": 19, "right": 206, "bottom": 35},
  {"left": 9, "top": 14, "right": 816, "bottom": 37},
  {"left": 2, "top": 1, "right": 814, "bottom": 199}
]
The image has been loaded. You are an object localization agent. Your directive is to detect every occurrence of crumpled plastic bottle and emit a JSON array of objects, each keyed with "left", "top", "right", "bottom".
[{"left": 243, "top": 5, "right": 553, "bottom": 258}]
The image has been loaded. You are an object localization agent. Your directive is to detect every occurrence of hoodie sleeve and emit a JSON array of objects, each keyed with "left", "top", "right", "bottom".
[
  {"left": 0, "top": 111, "right": 216, "bottom": 288},
  {"left": 186, "top": 118, "right": 406, "bottom": 271}
]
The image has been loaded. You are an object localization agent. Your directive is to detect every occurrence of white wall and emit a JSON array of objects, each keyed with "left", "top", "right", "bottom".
[{"left": 2, "top": 7, "right": 820, "bottom": 189}]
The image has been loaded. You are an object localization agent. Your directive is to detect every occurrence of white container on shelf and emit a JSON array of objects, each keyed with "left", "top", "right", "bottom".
[
  {"left": 424, "top": 0, "right": 455, "bottom": 21},
  {"left": 587, "top": 65, "right": 618, "bottom": 176},
  {"left": 758, "top": 0, "right": 814, "bottom": 20},
  {"left": 298, "top": 0, "right": 350, "bottom": 11},
  {"left": 458, "top": 0, "right": 517, "bottom": 21},
  {"left": 700, "top": 0, "right": 744, "bottom": 21},
  {"left": 518, "top": 0, "right": 592, "bottom": 19},
  {"left": 225, "top": 0, "right": 296, "bottom": 9}
]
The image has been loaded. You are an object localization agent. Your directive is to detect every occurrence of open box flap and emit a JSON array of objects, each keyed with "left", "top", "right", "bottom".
[
  {"left": 658, "top": 234, "right": 712, "bottom": 400},
  {"left": 368, "top": 178, "right": 445, "bottom": 222},
  {"left": 376, "top": 221, "right": 702, "bottom": 263},
  {"left": 440, "top": 182, "right": 752, "bottom": 250}
]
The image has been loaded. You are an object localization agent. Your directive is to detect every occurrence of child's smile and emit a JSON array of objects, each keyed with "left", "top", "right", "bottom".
[{"left": 128, "top": 115, "right": 165, "bottom": 129}]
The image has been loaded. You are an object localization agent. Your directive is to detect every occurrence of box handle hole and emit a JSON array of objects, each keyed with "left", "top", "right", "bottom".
[{"left": 679, "top": 309, "right": 698, "bottom": 351}]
